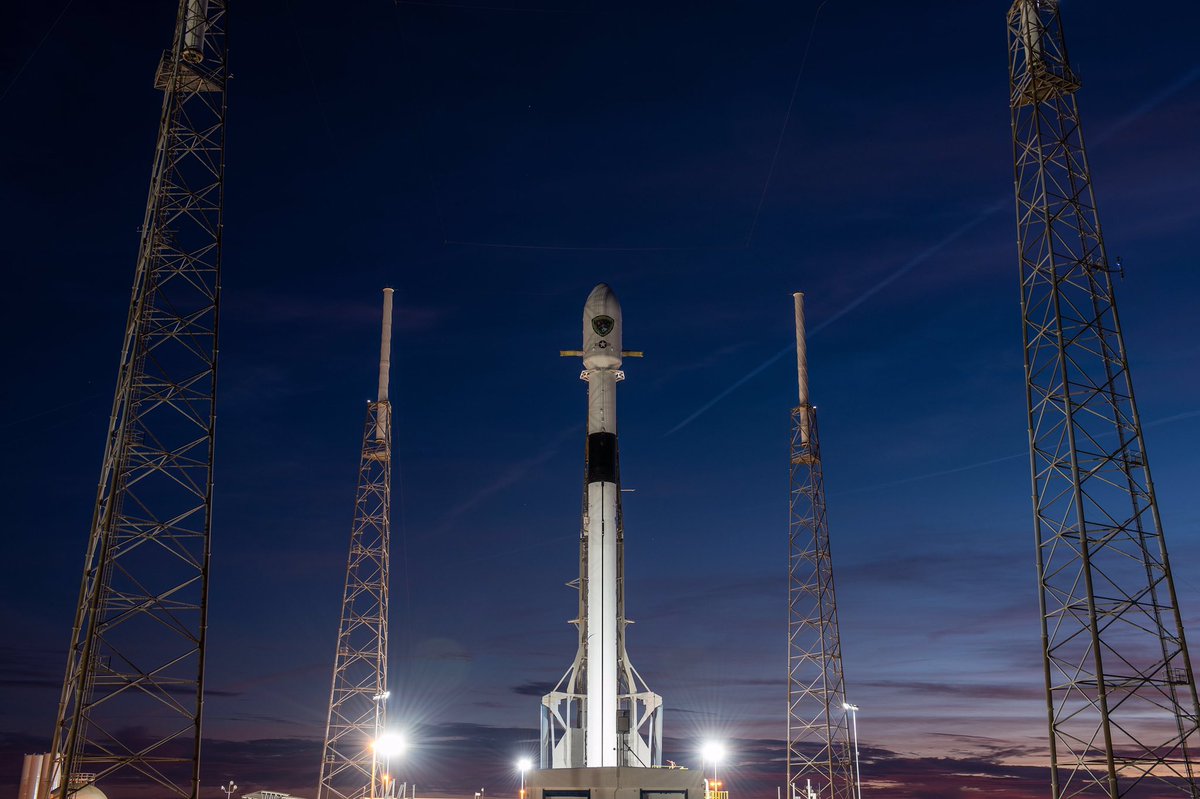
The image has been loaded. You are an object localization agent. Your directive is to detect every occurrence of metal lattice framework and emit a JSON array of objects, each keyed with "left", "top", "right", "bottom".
[
  {"left": 318, "top": 293, "right": 394, "bottom": 799},
  {"left": 786, "top": 294, "right": 853, "bottom": 799},
  {"left": 44, "top": 3, "right": 227, "bottom": 798},
  {"left": 1008, "top": 3, "right": 1200, "bottom": 797}
]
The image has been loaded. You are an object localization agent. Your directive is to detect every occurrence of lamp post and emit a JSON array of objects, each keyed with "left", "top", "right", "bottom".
[
  {"left": 841, "top": 703, "right": 861, "bottom": 799},
  {"left": 371, "top": 692, "right": 390, "bottom": 798},
  {"left": 220, "top": 781, "right": 237, "bottom": 799},
  {"left": 374, "top": 732, "right": 406, "bottom": 799},
  {"left": 516, "top": 759, "right": 532, "bottom": 799},
  {"left": 700, "top": 741, "right": 725, "bottom": 798}
]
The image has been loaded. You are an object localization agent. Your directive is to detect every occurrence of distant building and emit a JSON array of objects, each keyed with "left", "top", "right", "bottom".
[{"left": 244, "top": 791, "right": 305, "bottom": 799}]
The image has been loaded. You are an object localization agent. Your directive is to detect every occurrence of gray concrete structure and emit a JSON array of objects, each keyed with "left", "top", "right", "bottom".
[{"left": 524, "top": 766, "right": 703, "bottom": 799}]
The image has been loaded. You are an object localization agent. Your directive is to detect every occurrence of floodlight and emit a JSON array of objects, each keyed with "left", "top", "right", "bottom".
[
  {"left": 373, "top": 733, "right": 407, "bottom": 758},
  {"left": 700, "top": 741, "right": 725, "bottom": 764}
]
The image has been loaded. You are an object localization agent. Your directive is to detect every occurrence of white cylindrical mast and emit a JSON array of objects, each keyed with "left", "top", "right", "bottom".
[
  {"left": 793, "top": 292, "right": 810, "bottom": 446},
  {"left": 376, "top": 288, "right": 394, "bottom": 442},
  {"left": 182, "top": 0, "right": 210, "bottom": 63},
  {"left": 794, "top": 292, "right": 809, "bottom": 407},
  {"left": 378, "top": 288, "right": 394, "bottom": 403},
  {"left": 1018, "top": 0, "right": 1044, "bottom": 68}
]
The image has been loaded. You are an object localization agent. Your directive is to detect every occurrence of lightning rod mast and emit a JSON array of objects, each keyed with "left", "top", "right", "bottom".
[
  {"left": 1008, "top": 3, "right": 1200, "bottom": 797},
  {"left": 42, "top": 2, "right": 228, "bottom": 798},
  {"left": 318, "top": 289, "right": 396, "bottom": 799},
  {"left": 786, "top": 294, "right": 855, "bottom": 799}
]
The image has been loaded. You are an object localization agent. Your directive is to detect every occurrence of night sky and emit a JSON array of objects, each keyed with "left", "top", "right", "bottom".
[{"left": 3, "top": 1, "right": 1200, "bottom": 798}]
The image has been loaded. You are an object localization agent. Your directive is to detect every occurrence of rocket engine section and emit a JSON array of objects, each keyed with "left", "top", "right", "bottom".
[{"left": 540, "top": 284, "right": 663, "bottom": 771}]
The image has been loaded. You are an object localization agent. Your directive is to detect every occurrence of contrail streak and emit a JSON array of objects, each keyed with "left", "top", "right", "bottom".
[
  {"left": 1093, "top": 65, "right": 1200, "bottom": 145},
  {"left": 831, "top": 407, "right": 1200, "bottom": 497},
  {"left": 665, "top": 200, "right": 1006, "bottom": 435},
  {"left": 665, "top": 64, "right": 1200, "bottom": 436},
  {"left": 831, "top": 452, "right": 1027, "bottom": 497}
]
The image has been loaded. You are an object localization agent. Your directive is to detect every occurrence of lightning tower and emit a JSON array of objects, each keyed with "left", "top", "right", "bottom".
[
  {"left": 43, "top": 2, "right": 228, "bottom": 798},
  {"left": 318, "top": 289, "right": 396, "bottom": 799},
  {"left": 786, "top": 294, "right": 854, "bottom": 799},
  {"left": 1008, "top": 3, "right": 1200, "bottom": 797}
]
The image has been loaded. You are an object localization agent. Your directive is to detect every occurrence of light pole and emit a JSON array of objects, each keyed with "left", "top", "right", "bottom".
[
  {"left": 842, "top": 703, "right": 861, "bottom": 799},
  {"left": 371, "top": 691, "right": 390, "bottom": 798},
  {"left": 220, "top": 781, "right": 238, "bottom": 799},
  {"left": 374, "top": 732, "right": 406, "bottom": 799},
  {"left": 516, "top": 759, "right": 532, "bottom": 799},
  {"left": 700, "top": 741, "right": 725, "bottom": 797}
]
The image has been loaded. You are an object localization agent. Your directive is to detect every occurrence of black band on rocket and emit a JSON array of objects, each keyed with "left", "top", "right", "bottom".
[{"left": 586, "top": 432, "right": 618, "bottom": 484}]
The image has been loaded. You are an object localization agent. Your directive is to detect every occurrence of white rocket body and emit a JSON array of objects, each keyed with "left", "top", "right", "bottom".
[
  {"left": 539, "top": 284, "right": 662, "bottom": 770},
  {"left": 582, "top": 285, "right": 622, "bottom": 767}
]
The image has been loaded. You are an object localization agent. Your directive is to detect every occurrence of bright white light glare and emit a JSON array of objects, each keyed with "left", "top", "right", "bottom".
[
  {"left": 700, "top": 741, "right": 725, "bottom": 764},
  {"left": 516, "top": 758, "right": 533, "bottom": 772},
  {"left": 373, "top": 733, "right": 407, "bottom": 758},
  {"left": 842, "top": 702, "right": 859, "bottom": 712}
]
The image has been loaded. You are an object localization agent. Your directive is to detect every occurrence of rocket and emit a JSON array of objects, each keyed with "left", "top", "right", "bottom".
[
  {"left": 543, "top": 284, "right": 661, "bottom": 770},
  {"left": 580, "top": 284, "right": 624, "bottom": 769}
]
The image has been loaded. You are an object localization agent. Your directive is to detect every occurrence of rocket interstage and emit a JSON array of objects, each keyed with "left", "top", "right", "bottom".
[{"left": 541, "top": 284, "right": 663, "bottom": 771}]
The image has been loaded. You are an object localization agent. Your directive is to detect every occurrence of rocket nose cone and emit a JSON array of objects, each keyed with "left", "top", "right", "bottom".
[
  {"left": 583, "top": 283, "right": 622, "bottom": 369},
  {"left": 586, "top": 282, "right": 618, "bottom": 309},
  {"left": 585, "top": 283, "right": 621, "bottom": 318},
  {"left": 583, "top": 283, "right": 621, "bottom": 325}
]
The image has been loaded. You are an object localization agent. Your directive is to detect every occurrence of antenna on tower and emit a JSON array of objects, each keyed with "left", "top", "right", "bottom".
[
  {"left": 1008, "top": 1, "right": 1200, "bottom": 795},
  {"left": 318, "top": 289, "right": 396, "bottom": 799},
  {"left": 42, "top": 2, "right": 228, "bottom": 797},
  {"left": 793, "top": 292, "right": 810, "bottom": 443},
  {"left": 376, "top": 287, "right": 394, "bottom": 440},
  {"left": 786, "top": 293, "right": 856, "bottom": 799}
]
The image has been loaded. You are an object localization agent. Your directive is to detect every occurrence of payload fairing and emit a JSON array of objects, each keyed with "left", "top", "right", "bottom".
[{"left": 540, "top": 284, "right": 663, "bottom": 770}]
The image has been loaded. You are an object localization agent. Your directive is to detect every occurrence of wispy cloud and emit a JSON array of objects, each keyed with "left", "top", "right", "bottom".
[{"left": 510, "top": 680, "right": 555, "bottom": 697}]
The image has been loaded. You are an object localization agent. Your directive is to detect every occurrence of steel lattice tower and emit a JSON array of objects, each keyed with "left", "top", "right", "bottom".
[
  {"left": 786, "top": 294, "right": 855, "bottom": 799},
  {"left": 1008, "top": 3, "right": 1200, "bottom": 797},
  {"left": 318, "top": 290, "right": 396, "bottom": 799},
  {"left": 42, "top": 3, "right": 228, "bottom": 798}
]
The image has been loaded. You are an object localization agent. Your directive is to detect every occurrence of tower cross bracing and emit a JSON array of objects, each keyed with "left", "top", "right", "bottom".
[
  {"left": 786, "top": 294, "right": 854, "bottom": 799},
  {"left": 1008, "top": 2, "right": 1200, "bottom": 797},
  {"left": 318, "top": 290, "right": 395, "bottom": 799},
  {"left": 45, "top": 2, "right": 228, "bottom": 797}
]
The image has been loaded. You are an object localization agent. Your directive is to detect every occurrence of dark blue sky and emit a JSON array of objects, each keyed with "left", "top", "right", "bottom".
[{"left": 3, "top": 1, "right": 1200, "bottom": 798}]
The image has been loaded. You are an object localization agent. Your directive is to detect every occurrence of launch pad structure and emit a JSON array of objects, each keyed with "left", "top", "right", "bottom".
[
  {"left": 1008, "top": 1, "right": 1200, "bottom": 797},
  {"left": 20, "top": 3, "right": 1200, "bottom": 799},
  {"left": 39, "top": 2, "right": 228, "bottom": 798},
  {"left": 523, "top": 766, "right": 705, "bottom": 799}
]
